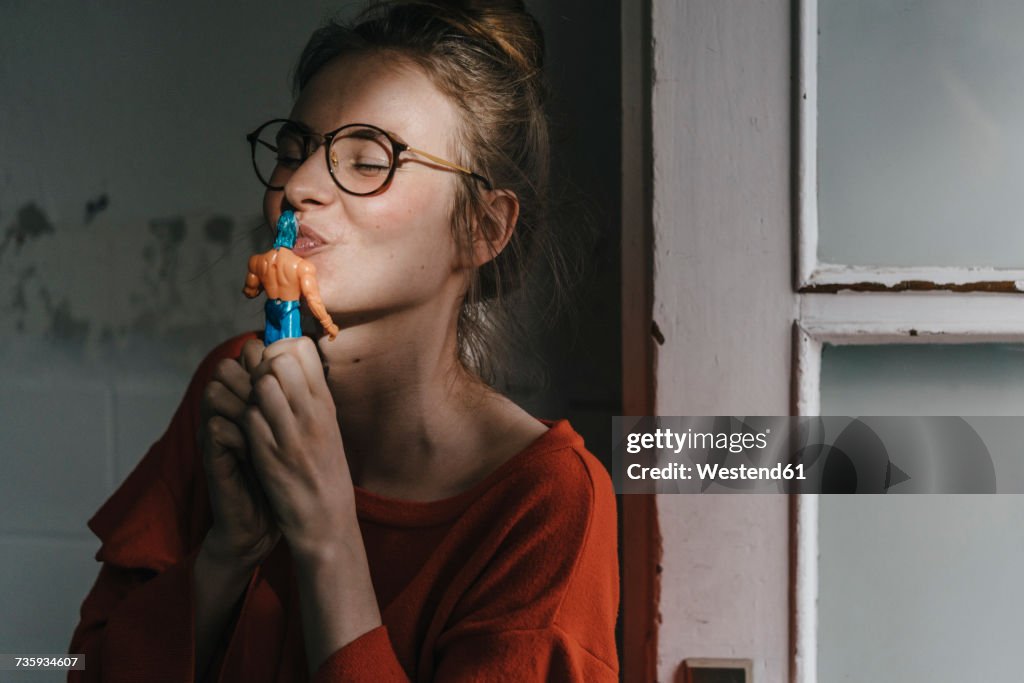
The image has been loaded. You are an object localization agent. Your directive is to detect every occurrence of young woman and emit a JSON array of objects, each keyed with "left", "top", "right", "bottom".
[{"left": 69, "top": 2, "right": 618, "bottom": 681}]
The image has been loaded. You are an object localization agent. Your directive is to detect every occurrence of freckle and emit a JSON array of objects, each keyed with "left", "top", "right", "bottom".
[{"left": 420, "top": 265, "right": 425, "bottom": 270}]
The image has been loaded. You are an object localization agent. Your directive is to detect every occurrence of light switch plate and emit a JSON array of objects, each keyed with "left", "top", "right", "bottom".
[{"left": 682, "top": 658, "right": 753, "bottom": 683}]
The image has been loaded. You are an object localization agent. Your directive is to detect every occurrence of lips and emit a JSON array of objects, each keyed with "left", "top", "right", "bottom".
[
  {"left": 291, "top": 217, "right": 328, "bottom": 255},
  {"left": 293, "top": 233, "right": 324, "bottom": 253}
]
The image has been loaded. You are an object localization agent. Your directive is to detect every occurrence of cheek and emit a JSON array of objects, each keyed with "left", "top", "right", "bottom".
[
  {"left": 359, "top": 184, "right": 458, "bottom": 255},
  {"left": 262, "top": 191, "right": 281, "bottom": 232}
]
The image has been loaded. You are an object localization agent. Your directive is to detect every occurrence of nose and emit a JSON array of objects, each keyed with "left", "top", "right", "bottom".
[{"left": 282, "top": 143, "right": 338, "bottom": 210}]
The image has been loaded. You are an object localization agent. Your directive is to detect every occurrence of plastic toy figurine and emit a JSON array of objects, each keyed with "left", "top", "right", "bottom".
[{"left": 244, "top": 210, "right": 339, "bottom": 343}]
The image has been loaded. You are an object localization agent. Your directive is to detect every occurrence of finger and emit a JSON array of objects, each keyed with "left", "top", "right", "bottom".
[
  {"left": 202, "top": 417, "right": 247, "bottom": 485},
  {"left": 240, "top": 338, "right": 266, "bottom": 374},
  {"left": 252, "top": 350, "right": 312, "bottom": 409},
  {"left": 238, "top": 457, "right": 279, "bottom": 523},
  {"left": 251, "top": 373, "right": 305, "bottom": 448},
  {"left": 261, "top": 337, "right": 326, "bottom": 398},
  {"left": 207, "top": 415, "right": 247, "bottom": 452},
  {"left": 243, "top": 403, "right": 290, "bottom": 488},
  {"left": 202, "top": 379, "right": 248, "bottom": 423},
  {"left": 211, "top": 358, "right": 253, "bottom": 404}
]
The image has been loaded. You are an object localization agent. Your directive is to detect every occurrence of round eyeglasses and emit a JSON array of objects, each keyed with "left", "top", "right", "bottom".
[{"left": 246, "top": 119, "right": 493, "bottom": 196}]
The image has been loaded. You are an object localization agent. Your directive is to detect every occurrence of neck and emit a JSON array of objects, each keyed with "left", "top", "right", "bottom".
[{"left": 314, "top": 300, "right": 491, "bottom": 493}]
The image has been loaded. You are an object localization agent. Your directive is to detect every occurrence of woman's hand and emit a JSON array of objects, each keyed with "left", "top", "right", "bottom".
[
  {"left": 242, "top": 337, "right": 382, "bottom": 669},
  {"left": 242, "top": 336, "right": 357, "bottom": 563},
  {"left": 199, "top": 339, "right": 281, "bottom": 571}
]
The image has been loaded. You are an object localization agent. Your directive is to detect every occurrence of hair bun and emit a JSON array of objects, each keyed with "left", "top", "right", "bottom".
[{"left": 415, "top": 0, "right": 546, "bottom": 73}]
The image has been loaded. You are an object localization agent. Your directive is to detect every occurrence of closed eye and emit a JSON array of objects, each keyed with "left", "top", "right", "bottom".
[
  {"left": 351, "top": 161, "right": 390, "bottom": 176},
  {"left": 276, "top": 155, "right": 304, "bottom": 169}
]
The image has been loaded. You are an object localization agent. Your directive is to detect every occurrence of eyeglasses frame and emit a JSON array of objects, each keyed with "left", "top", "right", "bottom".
[{"left": 246, "top": 118, "right": 494, "bottom": 196}]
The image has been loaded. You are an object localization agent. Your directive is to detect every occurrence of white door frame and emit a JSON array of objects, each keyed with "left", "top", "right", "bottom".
[{"left": 649, "top": 0, "right": 795, "bottom": 680}]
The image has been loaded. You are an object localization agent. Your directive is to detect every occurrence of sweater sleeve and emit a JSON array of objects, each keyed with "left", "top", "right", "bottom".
[
  {"left": 312, "top": 448, "right": 620, "bottom": 682},
  {"left": 310, "top": 626, "right": 408, "bottom": 682},
  {"left": 68, "top": 547, "right": 202, "bottom": 683},
  {"left": 67, "top": 335, "right": 256, "bottom": 683}
]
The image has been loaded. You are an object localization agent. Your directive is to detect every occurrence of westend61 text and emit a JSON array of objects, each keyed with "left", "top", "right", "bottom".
[{"left": 627, "top": 462, "right": 806, "bottom": 481}]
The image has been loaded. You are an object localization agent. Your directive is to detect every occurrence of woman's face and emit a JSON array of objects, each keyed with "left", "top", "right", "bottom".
[{"left": 263, "top": 52, "right": 467, "bottom": 325}]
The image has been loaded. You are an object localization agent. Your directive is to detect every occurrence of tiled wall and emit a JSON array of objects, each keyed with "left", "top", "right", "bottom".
[{"left": 0, "top": 368, "right": 185, "bottom": 654}]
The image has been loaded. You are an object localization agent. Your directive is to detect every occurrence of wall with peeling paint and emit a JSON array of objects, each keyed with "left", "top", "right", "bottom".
[
  {"left": 0, "top": 1, "right": 340, "bottom": 658},
  {"left": 0, "top": 0, "right": 621, "bottom": 662},
  {"left": 0, "top": 1, "right": 337, "bottom": 368}
]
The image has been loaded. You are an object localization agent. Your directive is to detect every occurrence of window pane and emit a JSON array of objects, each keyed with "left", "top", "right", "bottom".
[
  {"left": 818, "top": 343, "right": 1024, "bottom": 681},
  {"left": 817, "top": 1, "right": 1024, "bottom": 267},
  {"left": 819, "top": 496, "right": 1024, "bottom": 682},
  {"left": 821, "top": 343, "right": 1024, "bottom": 415}
]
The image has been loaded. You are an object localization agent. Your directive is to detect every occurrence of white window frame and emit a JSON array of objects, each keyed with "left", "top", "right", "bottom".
[
  {"left": 795, "top": 0, "right": 1024, "bottom": 294},
  {"left": 792, "top": 293, "right": 1024, "bottom": 682},
  {"left": 792, "top": 0, "right": 1024, "bottom": 681}
]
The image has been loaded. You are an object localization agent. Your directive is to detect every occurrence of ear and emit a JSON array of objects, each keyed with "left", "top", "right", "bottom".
[{"left": 471, "top": 189, "right": 520, "bottom": 268}]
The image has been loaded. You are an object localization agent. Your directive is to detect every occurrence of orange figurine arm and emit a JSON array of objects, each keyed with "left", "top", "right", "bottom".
[
  {"left": 298, "top": 261, "right": 339, "bottom": 340},
  {"left": 243, "top": 255, "right": 263, "bottom": 298}
]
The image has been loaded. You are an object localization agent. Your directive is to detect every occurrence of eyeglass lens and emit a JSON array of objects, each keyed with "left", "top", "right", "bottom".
[{"left": 252, "top": 122, "right": 395, "bottom": 195}]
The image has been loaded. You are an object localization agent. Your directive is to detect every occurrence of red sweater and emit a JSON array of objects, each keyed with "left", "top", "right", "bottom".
[{"left": 68, "top": 334, "right": 619, "bottom": 682}]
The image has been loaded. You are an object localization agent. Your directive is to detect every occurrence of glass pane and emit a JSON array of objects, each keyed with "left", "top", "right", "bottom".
[
  {"left": 819, "top": 496, "right": 1024, "bottom": 681},
  {"left": 818, "top": 343, "right": 1024, "bottom": 681},
  {"left": 821, "top": 343, "right": 1024, "bottom": 415},
  {"left": 817, "top": 1, "right": 1024, "bottom": 267}
]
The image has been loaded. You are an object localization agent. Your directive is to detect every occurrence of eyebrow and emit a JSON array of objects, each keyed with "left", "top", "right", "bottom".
[
  {"left": 343, "top": 127, "right": 390, "bottom": 141},
  {"left": 281, "top": 120, "right": 315, "bottom": 137}
]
